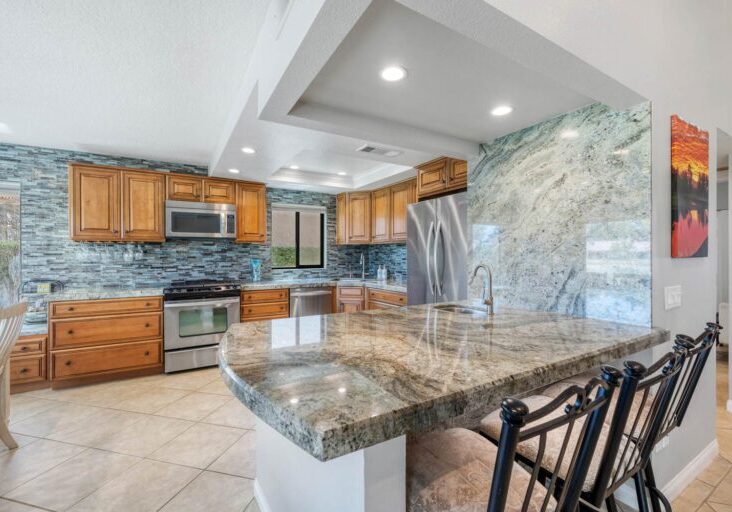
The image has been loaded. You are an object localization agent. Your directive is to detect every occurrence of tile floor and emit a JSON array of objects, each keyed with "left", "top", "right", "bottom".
[
  {"left": 0, "top": 367, "right": 262, "bottom": 512},
  {"left": 672, "top": 349, "right": 732, "bottom": 512}
]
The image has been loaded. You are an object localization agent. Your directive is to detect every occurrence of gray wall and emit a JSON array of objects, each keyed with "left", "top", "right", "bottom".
[{"left": 0, "top": 143, "right": 406, "bottom": 322}]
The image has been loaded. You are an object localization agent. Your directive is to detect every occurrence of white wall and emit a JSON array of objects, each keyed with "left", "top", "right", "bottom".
[{"left": 483, "top": 0, "right": 732, "bottom": 487}]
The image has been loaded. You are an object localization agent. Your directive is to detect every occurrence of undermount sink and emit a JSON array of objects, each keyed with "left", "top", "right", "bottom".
[{"left": 433, "top": 304, "right": 490, "bottom": 316}]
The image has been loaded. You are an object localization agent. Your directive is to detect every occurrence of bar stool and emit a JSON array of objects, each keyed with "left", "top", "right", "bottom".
[
  {"left": 407, "top": 366, "right": 619, "bottom": 512},
  {"left": 0, "top": 302, "right": 27, "bottom": 450}
]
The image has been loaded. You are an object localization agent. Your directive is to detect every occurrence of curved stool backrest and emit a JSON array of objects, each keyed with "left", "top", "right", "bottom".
[{"left": 0, "top": 302, "right": 27, "bottom": 368}]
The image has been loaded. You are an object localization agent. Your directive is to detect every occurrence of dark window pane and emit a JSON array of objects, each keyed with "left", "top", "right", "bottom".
[
  {"left": 0, "top": 183, "right": 20, "bottom": 307},
  {"left": 272, "top": 209, "right": 296, "bottom": 268},
  {"left": 298, "top": 212, "right": 322, "bottom": 266}
]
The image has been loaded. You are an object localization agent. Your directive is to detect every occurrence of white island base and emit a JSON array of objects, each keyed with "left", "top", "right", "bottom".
[{"left": 254, "top": 419, "right": 406, "bottom": 512}]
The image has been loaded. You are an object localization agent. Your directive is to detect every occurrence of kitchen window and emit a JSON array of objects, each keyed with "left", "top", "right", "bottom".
[
  {"left": 271, "top": 205, "right": 326, "bottom": 269},
  {"left": 0, "top": 182, "right": 20, "bottom": 307}
]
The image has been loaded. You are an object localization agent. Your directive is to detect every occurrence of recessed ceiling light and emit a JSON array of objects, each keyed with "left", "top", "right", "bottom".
[
  {"left": 289, "top": 165, "right": 299, "bottom": 170},
  {"left": 490, "top": 105, "right": 513, "bottom": 117},
  {"left": 228, "top": 168, "right": 240, "bottom": 174},
  {"left": 560, "top": 129, "right": 579, "bottom": 139},
  {"left": 289, "top": 398, "right": 299, "bottom": 405},
  {"left": 613, "top": 149, "right": 630, "bottom": 156},
  {"left": 380, "top": 66, "right": 407, "bottom": 82},
  {"left": 241, "top": 146, "right": 255, "bottom": 154},
  {"left": 337, "top": 171, "right": 347, "bottom": 176},
  {"left": 338, "top": 387, "right": 347, "bottom": 394}
]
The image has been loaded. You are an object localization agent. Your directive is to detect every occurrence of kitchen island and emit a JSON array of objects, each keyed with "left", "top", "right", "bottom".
[{"left": 219, "top": 302, "right": 668, "bottom": 512}]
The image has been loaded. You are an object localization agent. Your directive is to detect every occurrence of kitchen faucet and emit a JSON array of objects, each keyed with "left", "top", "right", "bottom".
[
  {"left": 360, "top": 252, "right": 365, "bottom": 280},
  {"left": 470, "top": 264, "right": 494, "bottom": 316}
]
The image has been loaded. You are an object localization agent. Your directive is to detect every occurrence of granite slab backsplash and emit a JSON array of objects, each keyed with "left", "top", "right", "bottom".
[
  {"left": 468, "top": 102, "right": 652, "bottom": 326},
  {"left": 0, "top": 143, "right": 407, "bottom": 323}
]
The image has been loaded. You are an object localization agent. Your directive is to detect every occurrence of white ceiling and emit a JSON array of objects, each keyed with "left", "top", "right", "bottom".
[
  {"left": 0, "top": 0, "right": 268, "bottom": 165},
  {"left": 297, "top": 0, "right": 595, "bottom": 146}
]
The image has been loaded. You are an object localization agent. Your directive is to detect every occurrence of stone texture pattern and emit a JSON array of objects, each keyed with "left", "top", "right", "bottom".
[
  {"left": 219, "top": 302, "right": 668, "bottom": 461},
  {"left": 468, "top": 103, "right": 652, "bottom": 325},
  {"left": 0, "top": 143, "right": 406, "bottom": 323}
]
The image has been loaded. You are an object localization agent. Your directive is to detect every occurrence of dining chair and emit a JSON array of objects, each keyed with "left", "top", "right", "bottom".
[
  {"left": 407, "top": 366, "right": 618, "bottom": 512},
  {"left": 480, "top": 349, "right": 687, "bottom": 512},
  {"left": 0, "top": 302, "right": 27, "bottom": 450}
]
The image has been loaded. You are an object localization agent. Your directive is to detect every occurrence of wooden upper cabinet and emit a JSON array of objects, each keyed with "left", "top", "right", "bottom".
[
  {"left": 69, "top": 165, "right": 121, "bottom": 241},
  {"left": 166, "top": 175, "right": 202, "bottom": 202},
  {"left": 347, "top": 192, "right": 371, "bottom": 244},
  {"left": 416, "top": 157, "right": 467, "bottom": 199},
  {"left": 371, "top": 187, "right": 391, "bottom": 243},
  {"left": 336, "top": 193, "right": 347, "bottom": 245},
  {"left": 390, "top": 179, "right": 416, "bottom": 242},
  {"left": 236, "top": 182, "right": 267, "bottom": 243},
  {"left": 122, "top": 171, "right": 165, "bottom": 242},
  {"left": 203, "top": 179, "right": 236, "bottom": 204}
]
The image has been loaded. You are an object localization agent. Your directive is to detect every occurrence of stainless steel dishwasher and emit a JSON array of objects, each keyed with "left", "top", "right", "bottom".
[{"left": 289, "top": 287, "right": 333, "bottom": 317}]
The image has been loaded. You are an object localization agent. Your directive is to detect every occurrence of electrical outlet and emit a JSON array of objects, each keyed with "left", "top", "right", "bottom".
[
  {"left": 664, "top": 285, "right": 682, "bottom": 310},
  {"left": 35, "top": 282, "right": 51, "bottom": 294},
  {"left": 654, "top": 435, "right": 670, "bottom": 453}
]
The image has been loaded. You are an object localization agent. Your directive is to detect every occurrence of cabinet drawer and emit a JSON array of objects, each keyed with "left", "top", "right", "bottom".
[
  {"left": 51, "top": 312, "right": 162, "bottom": 349},
  {"left": 12, "top": 335, "right": 47, "bottom": 356},
  {"left": 242, "top": 289, "right": 289, "bottom": 304},
  {"left": 367, "top": 288, "right": 406, "bottom": 306},
  {"left": 10, "top": 355, "right": 46, "bottom": 384},
  {"left": 52, "top": 340, "right": 161, "bottom": 379},
  {"left": 368, "top": 300, "right": 401, "bottom": 310},
  {"left": 241, "top": 302, "right": 289, "bottom": 321},
  {"left": 338, "top": 286, "right": 364, "bottom": 298},
  {"left": 50, "top": 297, "right": 162, "bottom": 319}
]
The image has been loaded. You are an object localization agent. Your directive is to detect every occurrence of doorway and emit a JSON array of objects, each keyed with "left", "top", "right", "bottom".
[{"left": 0, "top": 181, "right": 20, "bottom": 307}]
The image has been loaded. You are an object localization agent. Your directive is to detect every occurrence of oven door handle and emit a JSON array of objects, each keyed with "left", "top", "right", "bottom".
[{"left": 164, "top": 298, "right": 240, "bottom": 309}]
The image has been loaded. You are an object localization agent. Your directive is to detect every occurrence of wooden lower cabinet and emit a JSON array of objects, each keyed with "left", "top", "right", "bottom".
[
  {"left": 242, "top": 289, "right": 289, "bottom": 322},
  {"left": 337, "top": 286, "right": 365, "bottom": 313},
  {"left": 48, "top": 296, "right": 163, "bottom": 387},
  {"left": 9, "top": 334, "right": 48, "bottom": 393},
  {"left": 366, "top": 288, "right": 407, "bottom": 309}
]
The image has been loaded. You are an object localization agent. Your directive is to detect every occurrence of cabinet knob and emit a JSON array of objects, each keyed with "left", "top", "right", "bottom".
[
  {"left": 19, "top": 368, "right": 28, "bottom": 374},
  {"left": 67, "top": 329, "right": 74, "bottom": 335},
  {"left": 113, "top": 229, "right": 119, "bottom": 234},
  {"left": 144, "top": 351, "right": 150, "bottom": 356},
  {"left": 145, "top": 302, "right": 151, "bottom": 306},
  {"left": 67, "top": 306, "right": 75, "bottom": 311},
  {"left": 145, "top": 323, "right": 150, "bottom": 328},
  {"left": 20, "top": 345, "right": 28, "bottom": 351},
  {"left": 65, "top": 360, "right": 72, "bottom": 366}
]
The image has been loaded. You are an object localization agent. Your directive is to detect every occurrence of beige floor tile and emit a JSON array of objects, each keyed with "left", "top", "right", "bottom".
[
  {"left": 0, "top": 498, "right": 46, "bottom": 511},
  {"left": 0, "top": 435, "right": 38, "bottom": 456},
  {"left": 201, "top": 398, "right": 257, "bottom": 430},
  {"left": 149, "top": 423, "right": 244, "bottom": 469},
  {"left": 93, "top": 415, "right": 193, "bottom": 457},
  {"left": 5, "top": 448, "right": 139, "bottom": 511},
  {"left": 718, "top": 406, "right": 732, "bottom": 431},
  {"left": 109, "top": 387, "right": 190, "bottom": 414},
  {"left": 244, "top": 498, "right": 262, "bottom": 512},
  {"left": 155, "top": 392, "right": 231, "bottom": 421},
  {"left": 0, "top": 439, "right": 85, "bottom": 494},
  {"left": 672, "top": 479, "right": 715, "bottom": 512},
  {"left": 209, "top": 430, "right": 256, "bottom": 478},
  {"left": 157, "top": 369, "right": 221, "bottom": 391},
  {"left": 9, "top": 403, "right": 105, "bottom": 438},
  {"left": 698, "top": 455, "right": 732, "bottom": 486},
  {"left": 9, "top": 396, "right": 60, "bottom": 423},
  {"left": 46, "top": 408, "right": 146, "bottom": 446},
  {"left": 159, "top": 471, "right": 254, "bottom": 512},
  {"left": 68, "top": 459, "right": 199, "bottom": 512},
  {"left": 198, "top": 378, "right": 233, "bottom": 396},
  {"left": 719, "top": 429, "right": 732, "bottom": 462},
  {"left": 709, "top": 465, "right": 732, "bottom": 505},
  {"left": 708, "top": 502, "right": 732, "bottom": 512},
  {"left": 56, "top": 381, "right": 153, "bottom": 408}
]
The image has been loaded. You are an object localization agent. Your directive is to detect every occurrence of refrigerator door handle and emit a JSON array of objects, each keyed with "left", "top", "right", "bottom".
[
  {"left": 426, "top": 221, "right": 435, "bottom": 294},
  {"left": 435, "top": 221, "right": 445, "bottom": 295}
]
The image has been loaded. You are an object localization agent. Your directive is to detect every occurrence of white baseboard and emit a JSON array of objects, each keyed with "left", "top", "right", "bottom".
[
  {"left": 253, "top": 480, "right": 271, "bottom": 512},
  {"left": 616, "top": 439, "right": 719, "bottom": 507},
  {"left": 727, "top": 399, "right": 732, "bottom": 413}
]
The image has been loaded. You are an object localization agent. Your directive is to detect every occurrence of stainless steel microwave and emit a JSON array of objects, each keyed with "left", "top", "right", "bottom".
[{"left": 165, "top": 200, "right": 236, "bottom": 239}]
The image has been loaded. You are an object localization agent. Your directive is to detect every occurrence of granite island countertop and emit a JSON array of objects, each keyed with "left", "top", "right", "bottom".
[
  {"left": 240, "top": 277, "right": 407, "bottom": 293},
  {"left": 219, "top": 302, "right": 669, "bottom": 461}
]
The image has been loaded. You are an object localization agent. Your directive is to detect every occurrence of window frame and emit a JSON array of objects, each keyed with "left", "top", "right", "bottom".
[{"left": 271, "top": 206, "right": 326, "bottom": 270}]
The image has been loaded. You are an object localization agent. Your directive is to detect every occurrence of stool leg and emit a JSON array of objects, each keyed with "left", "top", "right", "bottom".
[
  {"left": 644, "top": 462, "right": 663, "bottom": 512},
  {"left": 0, "top": 368, "right": 17, "bottom": 450},
  {"left": 634, "top": 472, "right": 650, "bottom": 512},
  {"left": 606, "top": 495, "right": 620, "bottom": 512}
]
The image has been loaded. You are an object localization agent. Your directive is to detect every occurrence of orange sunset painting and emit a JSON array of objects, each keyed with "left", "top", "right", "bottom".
[{"left": 671, "top": 115, "right": 709, "bottom": 258}]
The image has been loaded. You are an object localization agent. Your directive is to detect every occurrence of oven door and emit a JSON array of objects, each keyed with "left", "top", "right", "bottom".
[{"left": 164, "top": 297, "right": 240, "bottom": 350}]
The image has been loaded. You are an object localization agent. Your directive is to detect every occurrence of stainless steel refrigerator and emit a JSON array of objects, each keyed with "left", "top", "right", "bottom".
[{"left": 407, "top": 192, "right": 468, "bottom": 305}]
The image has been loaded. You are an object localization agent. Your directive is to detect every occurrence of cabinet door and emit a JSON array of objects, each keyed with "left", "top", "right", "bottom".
[
  {"left": 339, "top": 299, "right": 363, "bottom": 313},
  {"left": 389, "top": 179, "right": 416, "bottom": 242},
  {"left": 122, "top": 171, "right": 165, "bottom": 241},
  {"left": 371, "top": 187, "right": 391, "bottom": 243},
  {"left": 237, "top": 182, "right": 267, "bottom": 243},
  {"left": 167, "top": 175, "right": 202, "bottom": 202},
  {"left": 346, "top": 192, "right": 371, "bottom": 244},
  {"left": 336, "top": 193, "right": 347, "bottom": 245},
  {"left": 69, "top": 166, "right": 121, "bottom": 241},
  {"left": 203, "top": 179, "right": 236, "bottom": 204},
  {"left": 416, "top": 158, "right": 448, "bottom": 199},
  {"left": 447, "top": 159, "right": 468, "bottom": 190}
]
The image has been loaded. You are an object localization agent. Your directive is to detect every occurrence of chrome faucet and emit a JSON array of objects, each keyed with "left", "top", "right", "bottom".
[
  {"left": 359, "top": 252, "right": 365, "bottom": 280},
  {"left": 470, "top": 264, "right": 494, "bottom": 315}
]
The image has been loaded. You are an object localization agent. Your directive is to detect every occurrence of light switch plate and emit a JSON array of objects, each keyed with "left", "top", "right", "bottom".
[{"left": 664, "top": 285, "right": 682, "bottom": 310}]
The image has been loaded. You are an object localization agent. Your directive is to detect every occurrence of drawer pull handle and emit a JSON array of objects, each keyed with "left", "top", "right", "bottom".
[
  {"left": 144, "top": 351, "right": 150, "bottom": 356},
  {"left": 145, "top": 323, "right": 150, "bottom": 328},
  {"left": 20, "top": 346, "right": 29, "bottom": 351},
  {"left": 145, "top": 302, "right": 151, "bottom": 306},
  {"left": 65, "top": 360, "right": 72, "bottom": 366},
  {"left": 67, "top": 330, "right": 74, "bottom": 335},
  {"left": 19, "top": 368, "right": 28, "bottom": 374},
  {"left": 67, "top": 306, "right": 75, "bottom": 311}
]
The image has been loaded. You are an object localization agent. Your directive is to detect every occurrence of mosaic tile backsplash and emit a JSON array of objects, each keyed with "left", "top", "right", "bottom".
[
  {"left": 0, "top": 143, "right": 406, "bottom": 321},
  {"left": 468, "top": 102, "right": 652, "bottom": 325}
]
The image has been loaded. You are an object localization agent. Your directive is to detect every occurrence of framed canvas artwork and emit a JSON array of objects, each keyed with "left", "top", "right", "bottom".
[{"left": 671, "top": 114, "right": 709, "bottom": 258}]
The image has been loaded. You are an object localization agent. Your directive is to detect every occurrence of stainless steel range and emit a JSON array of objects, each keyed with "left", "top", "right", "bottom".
[{"left": 163, "top": 280, "right": 241, "bottom": 373}]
